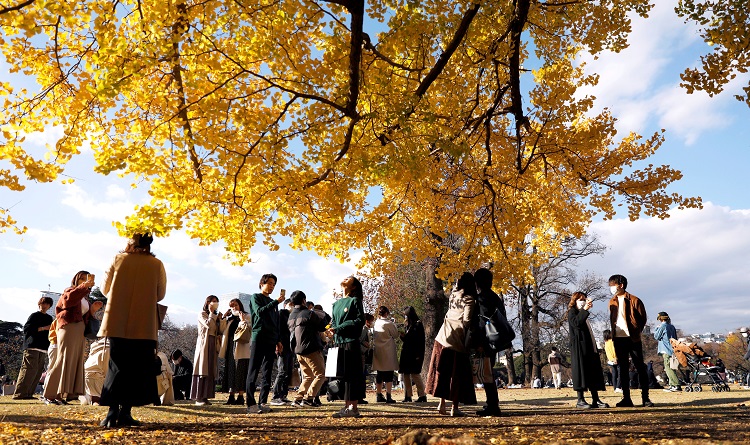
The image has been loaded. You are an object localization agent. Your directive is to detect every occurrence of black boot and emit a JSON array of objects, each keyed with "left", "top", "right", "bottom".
[
  {"left": 117, "top": 405, "right": 142, "bottom": 427},
  {"left": 576, "top": 390, "right": 591, "bottom": 409},
  {"left": 477, "top": 382, "right": 501, "bottom": 416},
  {"left": 235, "top": 394, "right": 245, "bottom": 405},
  {"left": 225, "top": 394, "right": 236, "bottom": 405},
  {"left": 100, "top": 406, "right": 119, "bottom": 428}
]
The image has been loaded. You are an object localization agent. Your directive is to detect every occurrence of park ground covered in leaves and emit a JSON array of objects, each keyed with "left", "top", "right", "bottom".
[{"left": 2, "top": 387, "right": 750, "bottom": 445}]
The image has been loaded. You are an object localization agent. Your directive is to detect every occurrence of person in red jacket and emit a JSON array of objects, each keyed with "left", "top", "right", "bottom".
[{"left": 608, "top": 274, "right": 653, "bottom": 408}]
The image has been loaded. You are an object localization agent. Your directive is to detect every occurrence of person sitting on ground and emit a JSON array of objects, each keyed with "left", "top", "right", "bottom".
[{"left": 171, "top": 350, "right": 193, "bottom": 401}]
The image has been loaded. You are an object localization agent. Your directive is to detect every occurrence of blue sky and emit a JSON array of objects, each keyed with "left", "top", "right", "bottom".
[{"left": 1, "top": 1, "right": 749, "bottom": 335}]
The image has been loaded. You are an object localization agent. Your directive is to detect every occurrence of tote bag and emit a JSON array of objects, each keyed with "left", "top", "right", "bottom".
[{"left": 325, "top": 346, "right": 346, "bottom": 378}]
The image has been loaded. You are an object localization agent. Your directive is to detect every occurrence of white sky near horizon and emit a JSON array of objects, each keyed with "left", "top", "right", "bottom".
[{"left": 1, "top": 0, "right": 749, "bottom": 336}]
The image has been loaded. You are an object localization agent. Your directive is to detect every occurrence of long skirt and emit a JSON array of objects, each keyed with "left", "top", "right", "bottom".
[
  {"left": 191, "top": 336, "right": 217, "bottom": 400},
  {"left": 425, "top": 342, "right": 476, "bottom": 405},
  {"left": 100, "top": 337, "right": 159, "bottom": 407},
  {"left": 340, "top": 342, "right": 365, "bottom": 402},
  {"left": 43, "top": 321, "right": 86, "bottom": 400}
]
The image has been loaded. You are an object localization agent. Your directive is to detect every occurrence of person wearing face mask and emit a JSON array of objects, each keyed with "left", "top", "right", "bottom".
[
  {"left": 191, "top": 295, "right": 227, "bottom": 406},
  {"left": 742, "top": 327, "right": 750, "bottom": 388},
  {"left": 568, "top": 292, "right": 607, "bottom": 409},
  {"left": 607, "top": 274, "right": 652, "bottom": 408},
  {"left": 220, "top": 298, "right": 251, "bottom": 405},
  {"left": 654, "top": 312, "right": 680, "bottom": 392}
]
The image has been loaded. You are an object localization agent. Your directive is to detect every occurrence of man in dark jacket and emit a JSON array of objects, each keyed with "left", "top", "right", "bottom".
[
  {"left": 270, "top": 299, "right": 294, "bottom": 405},
  {"left": 608, "top": 274, "right": 653, "bottom": 408},
  {"left": 13, "top": 297, "right": 54, "bottom": 399},
  {"left": 170, "top": 349, "right": 193, "bottom": 400},
  {"left": 246, "top": 273, "right": 285, "bottom": 414},
  {"left": 473, "top": 268, "right": 504, "bottom": 416},
  {"left": 287, "top": 290, "right": 327, "bottom": 407}
]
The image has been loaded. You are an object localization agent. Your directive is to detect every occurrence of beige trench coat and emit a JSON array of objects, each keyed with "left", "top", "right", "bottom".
[{"left": 194, "top": 312, "right": 226, "bottom": 377}]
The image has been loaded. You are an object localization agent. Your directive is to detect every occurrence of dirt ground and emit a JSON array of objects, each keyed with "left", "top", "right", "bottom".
[{"left": 2, "top": 385, "right": 750, "bottom": 444}]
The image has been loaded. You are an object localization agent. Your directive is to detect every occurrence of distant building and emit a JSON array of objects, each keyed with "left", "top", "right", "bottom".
[{"left": 40, "top": 290, "right": 62, "bottom": 316}]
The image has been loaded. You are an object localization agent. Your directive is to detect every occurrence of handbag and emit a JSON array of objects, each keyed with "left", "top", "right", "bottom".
[
  {"left": 234, "top": 320, "right": 251, "bottom": 343},
  {"left": 480, "top": 308, "right": 515, "bottom": 351},
  {"left": 472, "top": 355, "right": 494, "bottom": 384},
  {"left": 157, "top": 303, "right": 168, "bottom": 330},
  {"left": 669, "top": 355, "right": 680, "bottom": 370},
  {"left": 325, "top": 346, "right": 346, "bottom": 378}
]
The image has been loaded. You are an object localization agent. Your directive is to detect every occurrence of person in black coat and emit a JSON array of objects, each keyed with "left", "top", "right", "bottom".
[
  {"left": 271, "top": 300, "right": 294, "bottom": 405},
  {"left": 568, "top": 292, "right": 607, "bottom": 409},
  {"left": 473, "top": 268, "right": 504, "bottom": 416},
  {"left": 398, "top": 306, "right": 426, "bottom": 403},
  {"left": 171, "top": 350, "right": 193, "bottom": 400}
]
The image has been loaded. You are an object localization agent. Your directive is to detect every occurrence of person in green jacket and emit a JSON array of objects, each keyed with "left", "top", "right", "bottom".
[
  {"left": 245, "top": 273, "right": 285, "bottom": 414},
  {"left": 329, "top": 276, "right": 366, "bottom": 418}
]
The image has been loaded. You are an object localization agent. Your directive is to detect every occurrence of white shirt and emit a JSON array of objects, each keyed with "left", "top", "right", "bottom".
[{"left": 614, "top": 296, "right": 630, "bottom": 338}]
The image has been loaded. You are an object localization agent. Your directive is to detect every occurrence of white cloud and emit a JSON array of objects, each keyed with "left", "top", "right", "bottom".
[
  {"left": 576, "top": 0, "right": 749, "bottom": 144},
  {"left": 0, "top": 287, "right": 45, "bottom": 325},
  {"left": 3, "top": 228, "right": 122, "bottom": 280},
  {"left": 60, "top": 183, "right": 136, "bottom": 221},
  {"left": 578, "top": 203, "right": 750, "bottom": 334}
]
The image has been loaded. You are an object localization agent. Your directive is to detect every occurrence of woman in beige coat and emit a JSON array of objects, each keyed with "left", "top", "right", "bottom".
[
  {"left": 191, "top": 295, "right": 227, "bottom": 405},
  {"left": 99, "top": 234, "right": 167, "bottom": 428},
  {"left": 372, "top": 306, "right": 399, "bottom": 403},
  {"left": 219, "top": 298, "right": 251, "bottom": 405},
  {"left": 426, "top": 272, "right": 478, "bottom": 416}
]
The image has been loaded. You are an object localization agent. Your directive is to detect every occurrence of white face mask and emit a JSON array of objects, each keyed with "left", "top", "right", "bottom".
[
  {"left": 609, "top": 285, "right": 619, "bottom": 296},
  {"left": 576, "top": 300, "right": 586, "bottom": 310},
  {"left": 209, "top": 302, "right": 219, "bottom": 311},
  {"left": 231, "top": 309, "right": 240, "bottom": 316},
  {"left": 743, "top": 332, "right": 748, "bottom": 338}
]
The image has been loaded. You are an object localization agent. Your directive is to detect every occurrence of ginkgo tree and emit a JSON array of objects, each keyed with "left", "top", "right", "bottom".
[{"left": 1, "top": 0, "right": 702, "bottom": 286}]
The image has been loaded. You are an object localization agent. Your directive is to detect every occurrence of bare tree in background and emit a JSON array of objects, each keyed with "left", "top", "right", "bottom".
[{"left": 505, "top": 235, "right": 607, "bottom": 385}]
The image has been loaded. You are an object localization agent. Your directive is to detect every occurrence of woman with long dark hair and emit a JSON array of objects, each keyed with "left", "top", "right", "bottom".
[
  {"left": 399, "top": 306, "right": 426, "bottom": 403},
  {"left": 568, "top": 291, "right": 607, "bottom": 409},
  {"left": 329, "top": 276, "right": 366, "bottom": 418},
  {"left": 426, "top": 272, "right": 478, "bottom": 416},
  {"left": 191, "top": 295, "right": 227, "bottom": 405},
  {"left": 99, "top": 234, "right": 167, "bottom": 427},
  {"left": 221, "top": 298, "right": 251, "bottom": 405}
]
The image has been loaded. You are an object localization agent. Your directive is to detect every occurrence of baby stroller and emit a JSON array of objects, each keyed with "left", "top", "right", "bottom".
[{"left": 673, "top": 341, "right": 730, "bottom": 392}]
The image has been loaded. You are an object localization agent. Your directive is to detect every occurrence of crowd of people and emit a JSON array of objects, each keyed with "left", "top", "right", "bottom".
[{"left": 11, "top": 244, "right": 745, "bottom": 426}]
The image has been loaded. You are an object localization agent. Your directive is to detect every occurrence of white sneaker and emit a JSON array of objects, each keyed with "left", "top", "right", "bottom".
[
  {"left": 332, "top": 407, "right": 361, "bottom": 418},
  {"left": 614, "top": 388, "right": 623, "bottom": 393}
]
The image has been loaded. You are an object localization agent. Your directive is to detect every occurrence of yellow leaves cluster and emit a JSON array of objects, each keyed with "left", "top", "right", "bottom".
[
  {"left": 0, "top": 0, "right": 703, "bottom": 286},
  {"left": 676, "top": 0, "right": 750, "bottom": 106}
]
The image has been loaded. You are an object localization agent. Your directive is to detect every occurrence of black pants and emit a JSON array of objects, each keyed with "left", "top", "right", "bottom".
[
  {"left": 613, "top": 337, "right": 648, "bottom": 400},
  {"left": 172, "top": 374, "right": 191, "bottom": 400},
  {"left": 272, "top": 350, "right": 293, "bottom": 399},
  {"left": 245, "top": 341, "right": 276, "bottom": 406}
]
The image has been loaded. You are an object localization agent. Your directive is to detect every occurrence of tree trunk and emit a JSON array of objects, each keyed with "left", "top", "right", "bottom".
[
  {"left": 422, "top": 258, "right": 447, "bottom": 376},
  {"left": 531, "top": 287, "right": 543, "bottom": 382},
  {"left": 505, "top": 348, "right": 517, "bottom": 385}
]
